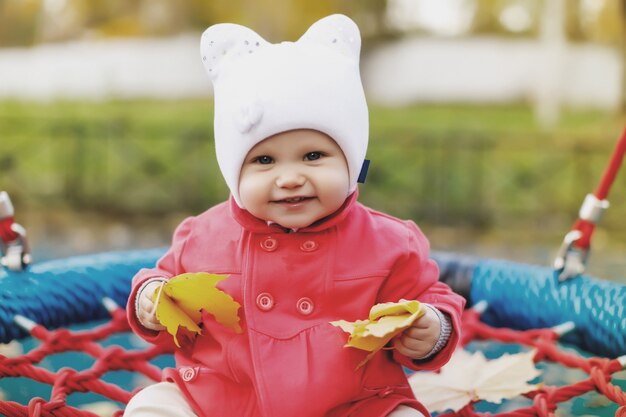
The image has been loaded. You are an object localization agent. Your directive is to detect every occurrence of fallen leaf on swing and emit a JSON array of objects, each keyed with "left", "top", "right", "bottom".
[
  {"left": 330, "top": 300, "right": 425, "bottom": 368},
  {"left": 409, "top": 348, "right": 542, "bottom": 413},
  {"left": 153, "top": 272, "right": 242, "bottom": 347}
]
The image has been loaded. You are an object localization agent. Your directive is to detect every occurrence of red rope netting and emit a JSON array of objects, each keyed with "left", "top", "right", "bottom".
[
  {"left": 0, "top": 305, "right": 173, "bottom": 417},
  {"left": 451, "top": 309, "right": 626, "bottom": 417},
  {"left": 0, "top": 304, "right": 624, "bottom": 417}
]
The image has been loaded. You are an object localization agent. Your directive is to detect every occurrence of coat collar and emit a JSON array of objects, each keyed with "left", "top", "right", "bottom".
[{"left": 230, "top": 189, "right": 359, "bottom": 234}]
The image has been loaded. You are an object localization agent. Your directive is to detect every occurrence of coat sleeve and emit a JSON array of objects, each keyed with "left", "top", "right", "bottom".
[
  {"left": 377, "top": 220, "right": 465, "bottom": 372},
  {"left": 126, "top": 216, "right": 196, "bottom": 350}
]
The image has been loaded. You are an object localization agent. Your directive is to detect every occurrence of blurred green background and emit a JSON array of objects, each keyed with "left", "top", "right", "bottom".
[{"left": 1, "top": 0, "right": 626, "bottom": 282}]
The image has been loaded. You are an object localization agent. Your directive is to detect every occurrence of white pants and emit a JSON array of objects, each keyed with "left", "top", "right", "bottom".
[
  {"left": 124, "top": 382, "right": 197, "bottom": 417},
  {"left": 124, "top": 382, "right": 425, "bottom": 417}
]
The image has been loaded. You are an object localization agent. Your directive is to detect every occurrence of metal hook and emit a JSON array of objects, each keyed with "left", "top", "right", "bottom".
[
  {"left": 1, "top": 226, "right": 32, "bottom": 271},
  {"left": 553, "top": 230, "right": 586, "bottom": 281},
  {"left": 0, "top": 192, "right": 32, "bottom": 272}
]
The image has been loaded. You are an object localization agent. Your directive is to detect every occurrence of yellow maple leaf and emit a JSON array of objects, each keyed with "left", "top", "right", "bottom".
[
  {"left": 331, "top": 300, "right": 425, "bottom": 368},
  {"left": 410, "top": 348, "right": 542, "bottom": 413},
  {"left": 153, "top": 272, "right": 242, "bottom": 347}
]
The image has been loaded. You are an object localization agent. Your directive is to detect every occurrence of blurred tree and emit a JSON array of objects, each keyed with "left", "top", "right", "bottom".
[
  {"left": 566, "top": 0, "right": 623, "bottom": 44},
  {"left": 0, "top": 0, "right": 40, "bottom": 45},
  {"left": 0, "top": 0, "right": 388, "bottom": 46},
  {"left": 621, "top": 0, "right": 626, "bottom": 110},
  {"left": 82, "top": 0, "right": 149, "bottom": 38},
  {"left": 564, "top": 0, "right": 584, "bottom": 41},
  {"left": 469, "top": 0, "right": 500, "bottom": 34},
  {"left": 186, "top": 0, "right": 387, "bottom": 41},
  {"left": 469, "top": 0, "right": 625, "bottom": 41},
  {"left": 534, "top": 0, "right": 566, "bottom": 128},
  {"left": 470, "top": 0, "right": 543, "bottom": 37},
  {"left": 593, "top": 0, "right": 622, "bottom": 43}
]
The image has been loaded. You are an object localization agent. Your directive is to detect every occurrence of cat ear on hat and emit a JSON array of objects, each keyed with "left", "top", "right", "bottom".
[
  {"left": 298, "top": 14, "right": 361, "bottom": 63},
  {"left": 201, "top": 23, "right": 268, "bottom": 81}
]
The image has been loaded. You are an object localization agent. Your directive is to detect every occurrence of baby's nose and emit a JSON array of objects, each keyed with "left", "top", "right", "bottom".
[{"left": 275, "top": 170, "right": 306, "bottom": 189}]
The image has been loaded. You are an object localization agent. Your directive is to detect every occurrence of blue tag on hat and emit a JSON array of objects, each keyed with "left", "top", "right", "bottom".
[{"left": 357, "top": 159, "right": 370, "bottom": 183}]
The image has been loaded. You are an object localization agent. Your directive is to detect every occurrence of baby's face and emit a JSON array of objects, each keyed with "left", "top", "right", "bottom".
[{"left": 239, "top": 129, "right": 350, "bottom": 229}]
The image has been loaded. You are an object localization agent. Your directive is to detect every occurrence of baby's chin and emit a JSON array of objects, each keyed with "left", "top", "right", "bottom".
[
  {"left": 272, "top": 218, "right": 318, "bottom": 230},
  {"left": 268, "top": 213, "right": 329, "bottom": 230}
]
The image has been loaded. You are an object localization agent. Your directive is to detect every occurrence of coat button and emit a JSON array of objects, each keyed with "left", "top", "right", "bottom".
[
  {"left": 256, "top": 293, "right": 274, "bottom": 311},
  {"left": 296, "top": 297, "right": 314, "bottom": 315},
  {"left": 260, "top": 237, "right": 278, "bottom": 251},
  {"left": 180, "top": 367, "right": 197, "bottom": 382},
  {"left": 300, "top": 240, "right": 318, "bottom": 252}
]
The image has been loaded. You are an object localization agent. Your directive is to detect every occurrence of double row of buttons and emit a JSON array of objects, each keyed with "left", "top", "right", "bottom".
[
  {"left": 256, "top": 293, "right": 314, "bottom": 315},
  {"left": 260, "top": 237, "right": 319, "bottom": 252},
  {"left": 257, "top": 236, "right": 317, "bottom": 315}
]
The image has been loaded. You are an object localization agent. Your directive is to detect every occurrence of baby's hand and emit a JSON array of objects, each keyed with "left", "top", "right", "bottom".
[
  {"left": 136, "top": 281, "right": 166, "bottom": 332},
  {"left": 393, "top": 306, "right": 441, "bottom": 360}
]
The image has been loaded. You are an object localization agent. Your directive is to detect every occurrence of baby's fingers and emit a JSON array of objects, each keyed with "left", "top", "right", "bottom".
[
  {"left": 137, "top": 295, "right": 165, "bottom": 331},
  {"left": 138, "top": 308, "right": 165, "bottom": 331},
  {"left": 402, "top": 326, "right": 427, "bottom": 340},
  {"left": 143, "top": 321, "right": 166, "bottom": 332},
  {"left": 393, "top": 335, "right": 430, "bottom": 359},
  {"left": 138, "top": 294, "right": 156, "bottom": 315}
]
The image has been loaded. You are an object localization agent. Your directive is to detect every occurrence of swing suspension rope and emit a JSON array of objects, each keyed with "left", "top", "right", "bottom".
[{"left": 555, "top": 127, "right": 626, "bottom": 280}]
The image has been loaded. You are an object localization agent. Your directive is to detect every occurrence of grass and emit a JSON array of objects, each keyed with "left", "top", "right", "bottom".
[{"left": 1, "top": 99, "right": 625, "bottom": 280}]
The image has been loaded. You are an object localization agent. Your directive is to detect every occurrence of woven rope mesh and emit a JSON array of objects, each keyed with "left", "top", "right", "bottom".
[
  {"left": 0, "top": 305, "right": 173, "bottom": 417},
  {"left": 0, "top": 303, "right": 624, "bottom": 417}
]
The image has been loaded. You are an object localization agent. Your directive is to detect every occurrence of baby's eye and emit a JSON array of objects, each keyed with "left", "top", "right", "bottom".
[
  {"left": 304, "top": 152, "right": 323, "bottom": 161},
  {"left": 254, "top": 155, "right": 273, "bottom": 164}
]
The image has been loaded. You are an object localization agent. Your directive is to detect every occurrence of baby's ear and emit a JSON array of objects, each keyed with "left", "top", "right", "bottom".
[
  {"left": 200, "top": 23, "right": 268, "bottom": 81},
  {"left": 298, "top": 14, "right": 361, "bottom": 63}
]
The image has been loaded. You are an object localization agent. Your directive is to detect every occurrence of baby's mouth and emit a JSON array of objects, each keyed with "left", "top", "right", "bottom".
[{"left": 273, "top": 197, "right": 314, "bottom": 203}]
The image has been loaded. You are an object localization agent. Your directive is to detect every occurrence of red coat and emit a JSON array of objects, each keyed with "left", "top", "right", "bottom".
[{"left": 128, "top": 192, "right": 465, "bottom": 417}]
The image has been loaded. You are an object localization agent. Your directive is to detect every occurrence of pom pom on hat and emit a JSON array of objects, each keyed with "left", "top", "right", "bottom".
[{"left": 201, "top": 14, "right": 369, "bottom": 207}]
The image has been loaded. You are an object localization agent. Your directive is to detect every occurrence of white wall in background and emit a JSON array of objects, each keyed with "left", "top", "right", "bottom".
[
  {"left": 0, "top": 35, "right": 212, "bottom": 101},
  {"left": 0, "top": 34, "right": 621, "bottom": 111},
  {"left": 361, "top": 36, "right": 622, "bottom": 111}
]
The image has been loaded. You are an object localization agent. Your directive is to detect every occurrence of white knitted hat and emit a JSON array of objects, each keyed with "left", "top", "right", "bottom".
[{"left": 200, "top": 14, "right": 369, "bottom": 207}]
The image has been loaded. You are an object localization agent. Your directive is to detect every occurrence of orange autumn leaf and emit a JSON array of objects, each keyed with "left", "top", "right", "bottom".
[
  {"left": 331, "top": 300, "right": 425, "bottom": 368},
  {"left": 153, "top": 272, "right": 242, "bottom": 347}
]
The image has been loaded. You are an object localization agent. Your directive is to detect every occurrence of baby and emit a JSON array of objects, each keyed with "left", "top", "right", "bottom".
[{"left": 125, "top": 14, "right": 465, "bottom": 417}]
